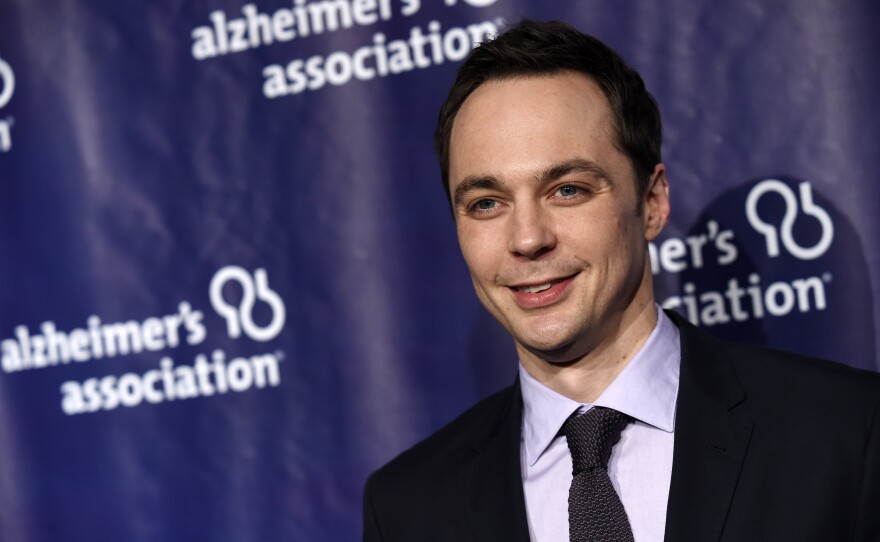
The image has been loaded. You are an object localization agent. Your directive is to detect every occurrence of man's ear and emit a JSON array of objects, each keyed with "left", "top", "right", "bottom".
[{"left": 642, "top": 163, "right": 670, "bottom": 241}]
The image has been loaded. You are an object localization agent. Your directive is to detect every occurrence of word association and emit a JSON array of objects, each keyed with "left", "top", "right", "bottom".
[
  {"left": 263, "top": 20, "right": 497, "bottom": 96},
  {"left": 61, "top": 350, "right": 281, "bottom": 415},
  {"left": 661, "top": 273, "right": 828, "bottom": 327}
]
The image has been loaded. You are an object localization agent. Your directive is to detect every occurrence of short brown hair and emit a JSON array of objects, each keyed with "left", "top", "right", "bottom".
[{"left": 435, "top": 19, "right": 662, "bottom": 204}]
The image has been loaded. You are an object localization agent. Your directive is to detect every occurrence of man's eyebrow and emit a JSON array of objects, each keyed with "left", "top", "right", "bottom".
[
  {"left": 537, "top": 159, "right": 614, "bottom": 185},
  {"left": 453, "top": 175, "right": 504, "bottom": 208}
]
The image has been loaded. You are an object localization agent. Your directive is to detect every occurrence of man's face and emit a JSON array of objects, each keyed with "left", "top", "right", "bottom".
[{"left": 448, "top": 72, "right": 669, "bottom": 365}]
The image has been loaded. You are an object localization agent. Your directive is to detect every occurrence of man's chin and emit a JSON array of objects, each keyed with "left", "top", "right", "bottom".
[{"left": 515, "top": 334, "right": 586, "bottom": 366}]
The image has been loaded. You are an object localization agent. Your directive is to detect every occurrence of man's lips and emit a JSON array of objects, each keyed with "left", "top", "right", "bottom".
[{"left": 508, "top": 274, "right": 577, "bottom": 308}]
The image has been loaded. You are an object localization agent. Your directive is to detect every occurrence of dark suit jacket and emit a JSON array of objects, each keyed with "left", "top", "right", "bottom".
[{"left": 363, "top": 312, "right": 880, "bottom": 541}]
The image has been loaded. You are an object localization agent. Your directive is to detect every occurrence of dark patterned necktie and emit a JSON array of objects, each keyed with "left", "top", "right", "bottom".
[{"left": 564, "top": 407, "right": 635, "bottom": 542}]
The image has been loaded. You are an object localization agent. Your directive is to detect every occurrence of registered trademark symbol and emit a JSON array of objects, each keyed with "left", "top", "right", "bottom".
[
  {"left": 275, "top": 350, "right": 285, "bottom": 361},
  {"left": 822, "top": 272, "right": 833, "bottom": 283}
]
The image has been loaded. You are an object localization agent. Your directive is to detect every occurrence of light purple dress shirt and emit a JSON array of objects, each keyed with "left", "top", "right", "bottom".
[{"left": 519, "top": 307, "right": 681, "bottom": 542}]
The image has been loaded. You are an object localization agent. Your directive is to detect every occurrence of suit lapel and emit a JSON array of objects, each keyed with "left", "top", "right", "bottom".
[
  {"left": 463, "top": 382, "right": 532, "bottom": 542},
  {"left": 454, "top": 312, "right": 754, "bottom": 541},
  {"left": 664, "top": 312, "right": 753, "bottom": 542}
]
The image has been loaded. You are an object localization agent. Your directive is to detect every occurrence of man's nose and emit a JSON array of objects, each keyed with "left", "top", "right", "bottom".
[{"left": 508, "top": 202, "right": 557, "bottom": 259}]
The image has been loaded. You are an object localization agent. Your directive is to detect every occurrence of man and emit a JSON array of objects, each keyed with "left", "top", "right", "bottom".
[{"left": 363, "top": 20, "right": 880, "bottom": 542}]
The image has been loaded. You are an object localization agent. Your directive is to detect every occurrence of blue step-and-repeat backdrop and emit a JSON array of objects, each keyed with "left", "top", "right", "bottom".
[{"left": 1, "top": 1, "right": 878, "bottom": 540}]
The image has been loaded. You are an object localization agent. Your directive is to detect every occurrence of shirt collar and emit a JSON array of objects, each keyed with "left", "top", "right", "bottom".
[{"left": 519, "top": 307, "right": 681, "bottom": 466}]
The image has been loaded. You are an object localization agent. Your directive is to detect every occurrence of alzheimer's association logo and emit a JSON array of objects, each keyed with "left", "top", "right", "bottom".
[
  {"left": 209, "top": 266, "right": 286, "bottom": 342},
  {"left": 0, "top": 54, "right": 14, "bottom": 152},
  {"left": 745, "top": 179, "right": 834, "bottom": 260}
]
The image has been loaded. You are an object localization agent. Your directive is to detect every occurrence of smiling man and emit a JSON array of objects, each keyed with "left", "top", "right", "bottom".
[
  {"left": 363, "top": 20, "right": 880, "bottom": 542},
  {"left": 449, "top": 72, "right": 668, "bottom": 402}
]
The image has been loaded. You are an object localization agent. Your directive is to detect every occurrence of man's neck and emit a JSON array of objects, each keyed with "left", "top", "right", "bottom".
[{"left": 518, "top": 300, "right": 659, "bottom": 404}]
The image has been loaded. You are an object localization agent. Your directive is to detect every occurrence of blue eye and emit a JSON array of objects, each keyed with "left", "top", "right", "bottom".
[
  {"left": 558, "top": 185, "right": 579, "bottom": 197},
  {"left": 464, "top": 197, "right": 501, "bottom": 218},
  {"left": 476, "top": 199, "right": 496, "bottom": 210}
]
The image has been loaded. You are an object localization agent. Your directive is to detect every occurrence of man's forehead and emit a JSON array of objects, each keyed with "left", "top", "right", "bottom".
[
  {"left": 458, "top": 72, "right": 609, "bottom": 118},
  {"left": 448, "top": 72, "right": 618, "bottom": 181}
]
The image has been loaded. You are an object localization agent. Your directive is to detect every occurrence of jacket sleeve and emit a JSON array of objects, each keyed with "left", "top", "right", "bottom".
[
  {"left": 362, "top": 472, "right": 384, "bottom": 542},
  {"left": 855, "top": 381, "right": 880, "bottom": 541}
]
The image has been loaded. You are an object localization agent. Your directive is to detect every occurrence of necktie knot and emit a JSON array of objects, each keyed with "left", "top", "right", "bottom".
[{"left": 563, "top": 407, "right": 631, "bottom": 474}]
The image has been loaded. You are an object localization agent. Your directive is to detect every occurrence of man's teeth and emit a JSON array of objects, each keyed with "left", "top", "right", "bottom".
[{"left": 519, "top": 282, "right": 553, "bottom": 294}]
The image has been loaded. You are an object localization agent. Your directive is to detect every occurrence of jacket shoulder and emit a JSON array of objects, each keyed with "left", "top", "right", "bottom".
[
  {"left": 723, "top": 339, "right": 880, "bottom": 414},
  {"left": 368, "top": 384, "right": 517, "bottom": 487},
  {"left": 670, "top": 309, "right": 880, "bottom": 420},
  {"left": 668, "top": 308, "right": 880, "bottom": 398},
  {"left": 363, "top": 385, "right": 521, "bottom": 540}
]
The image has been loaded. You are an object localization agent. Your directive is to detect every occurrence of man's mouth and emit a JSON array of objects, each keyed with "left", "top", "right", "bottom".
[
  {"left": 510, "top": 274, "right": 576, "bottom": 293},
  {"left": 508, "top": 274, "right": 577, "bottom": 309},
  {"left": 514, "top": 281, "right": 557, "bottom": 294}
]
